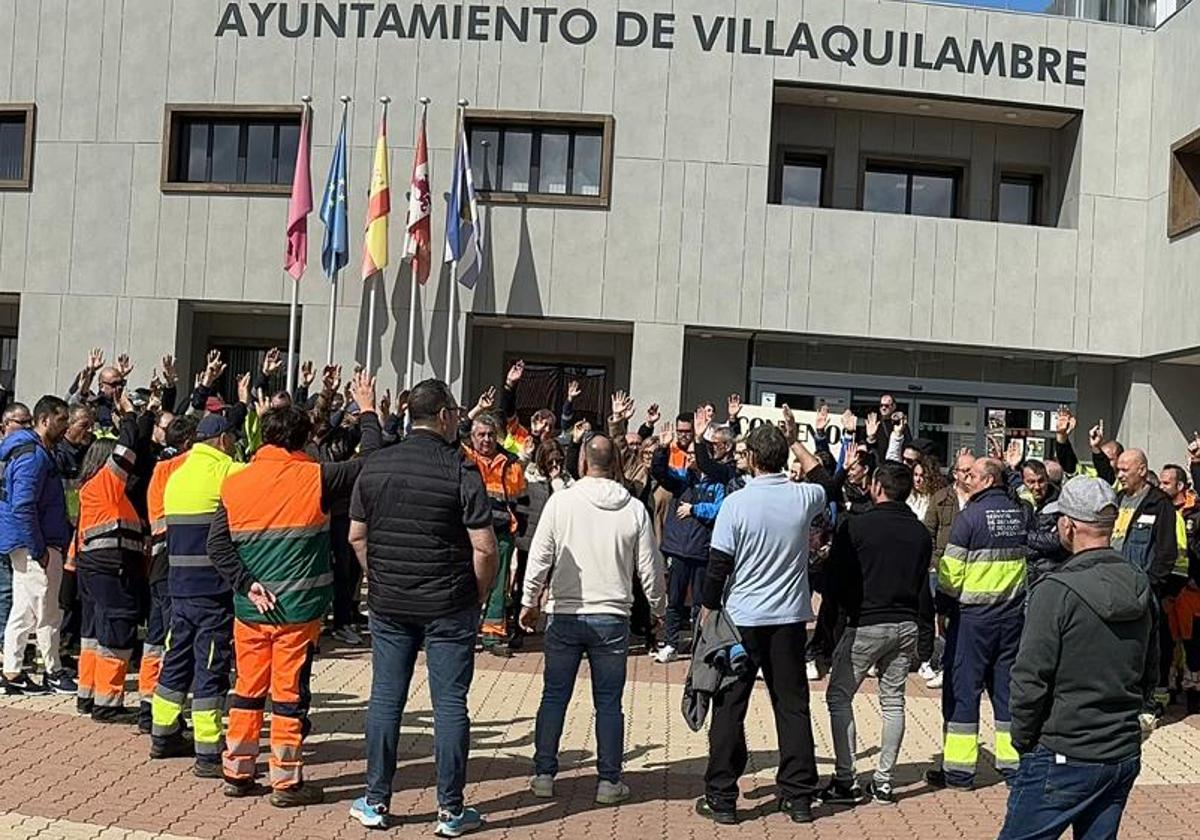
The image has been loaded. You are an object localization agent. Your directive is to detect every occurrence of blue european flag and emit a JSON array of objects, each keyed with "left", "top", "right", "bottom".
[{"left": 319, "top": 111, "right": 350, "bottom": 279}]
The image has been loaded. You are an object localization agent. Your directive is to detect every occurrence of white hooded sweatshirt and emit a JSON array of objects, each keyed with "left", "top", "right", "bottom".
[{"left": 522, "top": 476, "right": 667, "bottom": 618}]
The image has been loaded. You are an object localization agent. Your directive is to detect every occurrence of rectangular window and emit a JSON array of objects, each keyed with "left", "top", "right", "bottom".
[
  {"left": 0, "top": 105, "right": 35, "bottom": 190},
  {"left": 465, "top": 110, "right": 614, "bottom": 208},
  {"left": 1169, "top": 127, "right": 1200, "bottom": 238},
  {"left": 776, "top": 153, "right": 826, "bottom": 208},
  {"left": 161, "top": 105, "right": 302, "bottom": 195},
  {"left": 997, "top": 173, "right": 1042, "bottom": 225},
  {"left": 862, "top": 163, "right": 960, "bottom": 218}
]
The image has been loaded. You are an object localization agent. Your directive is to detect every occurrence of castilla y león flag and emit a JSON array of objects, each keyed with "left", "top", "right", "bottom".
[
  {"left": 403, "top": 111, "right": 432, "bottom": 285},
  {"left": 361, "top": 112, "right": 390, "bottom": 279}
]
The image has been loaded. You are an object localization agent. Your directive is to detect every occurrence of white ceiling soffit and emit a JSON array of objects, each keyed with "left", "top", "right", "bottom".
[{"left": 774, "top": 84, "right": 1079, "bottom": 129}]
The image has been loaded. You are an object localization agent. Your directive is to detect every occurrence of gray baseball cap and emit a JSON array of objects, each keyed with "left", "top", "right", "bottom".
[{"left": 1043, "top": 475, "right": 1118, "bottom": 523}]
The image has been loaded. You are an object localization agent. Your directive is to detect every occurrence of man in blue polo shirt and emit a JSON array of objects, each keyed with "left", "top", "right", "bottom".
[{"left": 695, "top": 415, "right": 837, "bottom": 826}]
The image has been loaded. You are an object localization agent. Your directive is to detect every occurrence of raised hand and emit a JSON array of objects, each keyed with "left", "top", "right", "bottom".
[
  {"left": 1188, "top": 432, "right": 1200, "bottom": 464},
  {"left": 116, "top": 353, "right": 134, "bottom": 378},
  {"left": 658, "top": 423, "right": 673, "bottom": 447},
  {"left": 1005, "top": 439, "right": 1024, "bottom": 469},
  {"left": 727, "top": 393, "right": 742, "bottom": 420},
  {"left": 1055, "top": 406, "right": 1072, "bottom": 437},
  {"left": 505, "top": 359, "right": 525, "bottom": 387},
  {"left": 646, "top": 403, "right": 661, "bottom": 426},
  {"left": 379, "top": 389, "right": 392, "bottom": 419},
  {"left": 321, "top": 364, "right": 342, "bottom": 395},
  {"left": 567, "top": 379, "right": 582, "bottom": 402},
  {"left": 693, "top": 407, "right": 710, "bottom": 438},
  {"left": 300, "top": 360, "right": 316, "bottom": 387},
  {"left": 1088, "top": 420, "right": 1104, "bottom": 452},
  {"left": 202, "top": 350, "right": 226, "bottom": 388},
  {"left": 476, "top": 385, "right": 497, "bottom": 413},
  {"left": 864, "top": 411, "right": 881, "bottom": 441},
  {"left": 891, "top": 411, "right": 907, "bottom": 439},
  {"left": 840, "top": 409, "right": 857, "bottom": 435},
  {"left": 396, "top": 389, "right": 410, "bottom": 418},
  {"left": 815, "top": 403, "right": 830, "bottom": 433},
  {"left": 87, "top": 348, "right": 105, "bottom": 373},
  {"left": 262, "top": 347, "right": 283, "bottom": 376},
  {"left": 116, "top": 388, "right": 134, "bottom": 415},
  {"left": 237, "top": 372, "right": 252, "bottom": 405},
  {"left": 348, "top": 370, "right": 377, "bottom": 413},
  {"left": 254, "top": 388, "right": 269, "bottom": 418},
  {"left": 781, "top": 404, "right": 798, "bottom": 445},
  {"left": 160, "top": 354, "right": 177, "bottom": 385}
]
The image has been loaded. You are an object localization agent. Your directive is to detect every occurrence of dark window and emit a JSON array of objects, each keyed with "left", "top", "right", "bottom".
[
  {"left": 162, "top": 106, "right": 301, "bottom": 194},
  {"left": 466, "top": 113, "right": 612, "bottom": 206},
  {"left": 997, "top": 174, "right": 1041, "bottom": 225},
  {"left": 777, "top": 155, "right": 825, "bottom": 207},
  {"left": 1169, "top": 126, "right": 1200, "bottom": 238},
  {"left": 863, "top": 164, "right": 960, "bottom": 218},
  {"left": 505, "top": 360, "right": 609, "bottom": 429},
  {"left": 0, "top": 106, "right": 34, "bottom": 189}
]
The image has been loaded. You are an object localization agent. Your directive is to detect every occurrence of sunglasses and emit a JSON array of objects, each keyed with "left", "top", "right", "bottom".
[{"left": 102, "top": 379, "right": 126, "bottom": 388}]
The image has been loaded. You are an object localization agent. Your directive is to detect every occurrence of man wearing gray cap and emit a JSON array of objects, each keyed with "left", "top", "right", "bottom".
[{"left": 997, "top": 476, "right": 1154, "bottom": 840}]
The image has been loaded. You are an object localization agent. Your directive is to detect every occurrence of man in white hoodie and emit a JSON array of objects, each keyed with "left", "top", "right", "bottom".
[{"left": 519, "top": 434, "right": 667, "bottom": 806}]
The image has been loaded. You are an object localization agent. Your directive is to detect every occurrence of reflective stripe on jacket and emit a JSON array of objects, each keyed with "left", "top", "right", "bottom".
[
  {"left": 75, "top": 443, "right": 147, "bottom": 574},
  {"left": 937, "top": 485, "right": 1029, "bottom": 612},
  {"left": 164, "top": 443, "right": 245, "bottom": 597},
  {"left": 219, "top": 445, "right": 332, "bottom": 624}
]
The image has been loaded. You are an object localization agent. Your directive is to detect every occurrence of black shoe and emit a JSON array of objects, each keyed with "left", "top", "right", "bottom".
[
  {"left": 487, "top": 643, "right": 513, "bottom": 659},
  {"left": 694, "top": 796, "right": 737, "bottom": 825},
  {"left": 43, "top": 670, "right": 77, "bottom": 694},
  {"left": 223, "top": 780, "right": 259, "bottom": 798},
  {"left": 270, "top": 785, "right": 324, "bottom": 808},
  {"left": 867, "top": 781, "right": 896, "bottom": 805},
  {"left": 77, "top": 697, "right": 95, "bottom": 715},
  {"left": 814, "top": 779, "right": 865, "bottom": 805},
  {"left": 150, "top": 735, "right": 194, "bottom": 760},
  {"left": 92, "top": 706, "right": 141, "bottom": 725},
  {"left": 193, "top": 759, "right": 222, "bottom": 778},
  {"left": 1, "top": 672, "right": 49, "bottom": 695},
  {"left": 924, "top": 769, "right": 947, "bottom": 789},
  {"left": 779, "top": 797, "right": 813, "bottom": 823},
  {"left": 1187, "top": 690, "right": 1200, "bottom": 716},
  {"left": 138, "top": 717, "right": 152, "bottom": 735}
]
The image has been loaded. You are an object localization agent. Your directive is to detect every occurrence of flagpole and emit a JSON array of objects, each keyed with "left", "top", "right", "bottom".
[
  {"left": 328, "top": 94, "right": 351, "bottom": 366},
  {"left": 366, "top": 95, "right": 390, "bottom": 374},
  {"left": 406, "top": 95, "right": 430, "bottom": 391},
  {"left": 446, "top": 98, "right": 468, "bottom": 386},
  {"left": 286, "top": 95, "right": 312, "bottom": 397}
]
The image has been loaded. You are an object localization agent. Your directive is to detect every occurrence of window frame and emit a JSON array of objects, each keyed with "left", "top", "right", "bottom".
[
  {"left": 1169, "top": 126, "right": 1200, "bottom": 239},
  {"left": 858, "top": 156, "right": 966, "bottom": 219},
  {"left": 0, "top": 104, "right": 36, "bottom": 192},
  {"left": 994, "top": 168, "right": 1046, "bottom": 226},
  {"left": 160, "top": 103, "right": 303, "bottom": 196},
  {"left": 464, "top": 110, "right": 614, "bottom": 209},
  {"left": 771, "top": 146, "right": 831, "bottom": 208}
]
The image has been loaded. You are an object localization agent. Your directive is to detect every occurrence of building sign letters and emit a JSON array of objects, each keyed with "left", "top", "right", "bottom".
[{"left": 215, "top": 2, "right": 1088, "bottom": 86}]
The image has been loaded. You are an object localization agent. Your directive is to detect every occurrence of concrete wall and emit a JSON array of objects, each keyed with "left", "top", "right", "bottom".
[{"left": 0, "top": 0, "right": 1165, "bottom": 402}]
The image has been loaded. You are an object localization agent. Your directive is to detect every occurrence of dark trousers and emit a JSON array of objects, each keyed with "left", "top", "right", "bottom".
[
  {"left": 58, "top": 568, "right": 82, "bottom": 652},
  {"left": 138, "top": 580, "right": 173, "bottom": 727},
  {"left": 805, "top": 573, "right": 843, "bottom": 664},
  {"left": 664, "top": 556, "right": 706, "bottom": 650},
  {"left": 705, "top": 622, "right": 818, "bottom": 811},
  {"left": 364, "top": 606, "right": 477, "bottom": 811},
  {"left": 78, "top": 568, "right": 140, "bottom": 651},
  {"left": 917, "top": 570, "right": 937, "bottom": 664},
  {"left": 330, "top": 513, "right": 361, "bottom": 629},
  {"left": 996, "top": 746, "right": 1139, "bottom": 840}
]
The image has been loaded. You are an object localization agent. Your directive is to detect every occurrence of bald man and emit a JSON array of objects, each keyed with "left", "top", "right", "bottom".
[
  {"left": 1113, "top": 448, "right": 1179, "bottom": 716},
  {"left": 929, "top": 457, "right": 1030, "bottom": 790}
]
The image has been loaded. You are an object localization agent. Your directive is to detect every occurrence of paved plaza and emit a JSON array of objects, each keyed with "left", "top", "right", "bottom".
[{"left": 1, "top": 642, "right": 1199, "bottom": 840}]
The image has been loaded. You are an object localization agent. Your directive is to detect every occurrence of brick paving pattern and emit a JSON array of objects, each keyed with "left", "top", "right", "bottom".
[{"left": 1, "top": 643, "right": 1199, "bottom": 839}]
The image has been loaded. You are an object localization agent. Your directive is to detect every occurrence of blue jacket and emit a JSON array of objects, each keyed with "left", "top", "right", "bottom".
[
  {"left": 937, "top": 485, "right": 1029, "bottom": 616},
  {"left": 0, "top": 430, "right": 73, "bottom": 559},
  {"left": 652, "top": 447, "right": 726, "bottom": 562}
]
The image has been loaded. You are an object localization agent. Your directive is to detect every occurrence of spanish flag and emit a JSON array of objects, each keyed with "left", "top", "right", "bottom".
[{"left": 361, "top": 109, "right": 390, "bottom": 279}]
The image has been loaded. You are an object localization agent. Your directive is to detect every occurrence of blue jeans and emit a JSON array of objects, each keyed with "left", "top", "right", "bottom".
[
  {"left": 534, "top": 614, "right": 630, "bottom": 783},
  {"left": 0, "top": 553, "right": 11, "bottom": 650},
  {"left": 996, "top": 745, "right": 1140, "bottom": 840},
  {"left": 364, "top": 606, "right": 477, "bottom": 811}
]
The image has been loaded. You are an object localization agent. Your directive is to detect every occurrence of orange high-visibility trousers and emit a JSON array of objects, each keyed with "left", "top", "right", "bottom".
[{"left": 223, "top": 619, "right": 320, "bottom": 790}]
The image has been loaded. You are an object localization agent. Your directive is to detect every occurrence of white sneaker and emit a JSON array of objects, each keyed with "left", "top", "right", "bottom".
[
  {"left": 867, "top": 664, "right": 879, "bottom": 678},
  {"left": 332, "top": 626, "right": 363, "bottom": 646},
  {"left": 806, "top": 660, "right": 820, "bottom": 681},
  {"left": 653, "top": 645, "right": 677, "bottom": 664},
  {"left": 529, "top": 775, "right": 554, "bottom": 798},
  {"left": 926, "top": 671, "right": 943, "bottom": 689},
  {"left": 595, "top": 780, "right": 631, "bottom": 805},
  {"left": 918, "top": 661, "right": 936, "bottom": 681}
]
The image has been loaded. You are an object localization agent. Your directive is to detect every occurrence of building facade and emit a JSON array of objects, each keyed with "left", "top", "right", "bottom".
[{"left": 2, "top": 0, "right": 1200, "bottom": 464}]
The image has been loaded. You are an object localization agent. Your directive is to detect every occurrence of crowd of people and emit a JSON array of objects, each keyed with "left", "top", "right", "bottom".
[{"left": 0, "top": 350, "right": 1196, "bottom": 839}]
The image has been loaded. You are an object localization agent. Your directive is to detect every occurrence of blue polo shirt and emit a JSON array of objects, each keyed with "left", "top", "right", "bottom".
[{"left": 711, "top": 473, "right": 826, "bottom": 627}]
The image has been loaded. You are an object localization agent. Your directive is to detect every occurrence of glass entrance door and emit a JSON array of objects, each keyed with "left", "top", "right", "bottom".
[{"left": 914, "top": 400, "right": 978, "bottom": 466}]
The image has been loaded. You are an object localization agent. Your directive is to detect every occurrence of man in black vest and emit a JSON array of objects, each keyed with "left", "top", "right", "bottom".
[{"left": 347, "top": 379, "right": 498, "bottom": 837}]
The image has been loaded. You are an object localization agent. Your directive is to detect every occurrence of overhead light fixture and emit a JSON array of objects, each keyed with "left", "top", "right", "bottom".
[
  {"left": 824, "top": 95, "right": 840, "bottom": 104},
  {"left": 1004, "top": 111, "right": 1019, "bottom": 119},
  {"left": 700, "top": 332, "right": 713, "bottom": 339},
  {"left": 500, "top": 323, "right": 513, "bottom": 330},
  {"left": 916, "top": 103, "right": 931, "bottom": 111}
]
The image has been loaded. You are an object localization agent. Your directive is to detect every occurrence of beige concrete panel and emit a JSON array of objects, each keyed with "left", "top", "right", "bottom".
[
  {"left": 1077, "top": 24, "right": 1120, "bottom": 199},
  {"left": 727, "top": 0, "right": 776, "bottom": 166},
  {"left": 547, "top": 209, "right": 606, "bottom": 319},
  {"left": 979, "top": 12, "right": 1048, "bottom": 105},
  {"left": 629, "top": 321, "right": 684, "bottom": 420},
  {"left": 698, "top": 164, "right": 748, "bottom": 326},
  {"left": 739, "top": 168, "right": 768, "bottom": 329},
  {"left": 675, "top": 161, "right": 706, "bottom": 322},
  {"left": 1071, "top": 194, "right": 1094, "bottom": 350},
  {"left": 810, "top": 209, "right": 871, "bottom": 337},
  {"left": 15, "top": 293, "right": 64, "bottom": 396},
  {"left": 899, "top": 0, "right": 928, "bottom": 92},
  {"left": 166, "top": 0, "right": 218, "bottom": 102},
  {"left": 921, "top": 4, "right": 969, "bottom": 98},
  {"left": 95, "top": 0, "right": 125, "bottom": 141},
  {"left": 60, "top": 0, "right": 105, "bottom": 142},
  {"left": 203, "top": 199, "right": 250, "bottom": 302},
  {"left": 182, "top": 196, "right": 211, "bottom": 300},
  {"left": 241, "top": 197, "right": 285, "bottom": 303},
  {"left": 991, "top": 224, "right": 1037, "bottom": 347},
  {"left": 120, "top": 297, "right": 179, "bottom": 376},
  {"left": 665, "top": 42, "right": 731, "bottom": 164},
  {"left": 960, "top": 9, "right": 992, "bottom": 100},
  {"left": 948, "top": 221, "right": 997, "bottom": 345},
  {"left": 418, "top": 45, "right": 463, "bottom": 153},
  {"left": 603, "top": 158, "right": 663, "bottom": 323},
  {"left": 540, "top": 19, "right": 584, "bottom": 112},
  {"left": 497, "top": 22, "right": 543, "bottom": 110},
  {"left": 33, "top": 0, "right": 67, "bottom": 139},
  {"left": 472, "top": 39, "right": 501, "bottom": 109},
  {"left": 1032, "top": 228, "right": 1078, "bottom": 351},
  {"left": 115, "top": 0, "right": 170, "bottom": 142},
  {"left": 123, "top": 144, "right": 162, "bottom": 299},
  {"left": 25, "top": 143, "right": 76, "bottom": 293},
  {"left": 612, "top": 31, "right": 669, "bottom": 161},
  {"left": 759, "top": 206, "right": 794, "bottom": 331},
  {"left": 1113, "top": 28, "right": 1154, "bottom": 201},
  {"left": 0, "top": 194, "right": 29, "bottom": 292},
  {"left": 581, "top": 0, "right": 618, "bottom": 113},
  {"left": 1041, "top": 16, "right": 1069, "bottom": 107},
  {"left": 868, "top": 213, "right": 917, "bottom": 339},
  {"left": 0, "top": 0, "right": 14, "bottom": 100},
  {"left": 349, "top": 39, "right": 383, "bottom": 146},
  {"left": 8, "top": 0, "right": 38, "bottom": 100},
  {"left": 795, "top": 0, "right": 847, "bottom": 86},
  {"left": 1063, "top": 19, "right": 1089, "bottom": 111},
  {"left": 1088, "top": 196, "right": 1143, "bottom": 356},
  {"left": 69, "top": 143, "right": 131, "bottom": 297},
  {"left": 654, "top": 161, "right": 685, "bottom": 323},
  {"left": 154, "top": 195, "right": 188, "bottom": 300},
  {"left": 843, "top": 0, "right": 906, "bottom": 90},
  {"left": 58, "top": 292, "right": 118, "bottom": 388},
  {"left": 930, "top": 219, "right": 957, "bottom": 332},
  {"left": 909, "top": 216, "right": 938, "bottom": 339}
]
